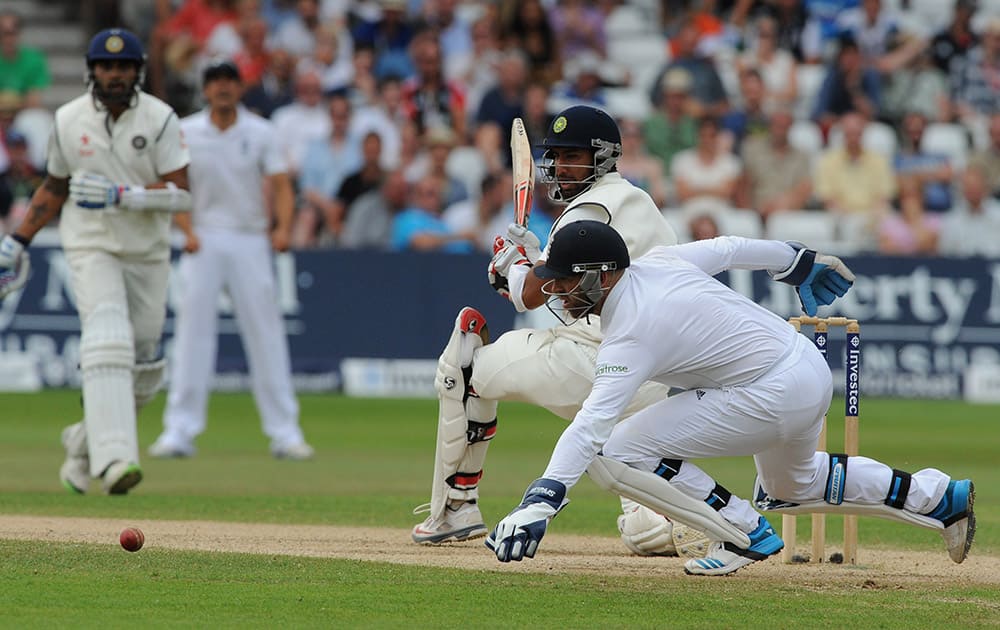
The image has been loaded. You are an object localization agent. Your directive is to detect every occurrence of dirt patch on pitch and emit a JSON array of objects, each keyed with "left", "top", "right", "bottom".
[{"left": 0, "top": 514, "right": 996, "bottom": 586}]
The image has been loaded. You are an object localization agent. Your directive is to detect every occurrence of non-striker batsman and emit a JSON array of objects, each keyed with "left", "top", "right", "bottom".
[{"left": 0, "top": 28, "right": 192, "bottom": 494}]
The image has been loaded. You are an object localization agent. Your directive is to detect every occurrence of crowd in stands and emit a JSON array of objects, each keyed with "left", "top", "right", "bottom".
[{"left": 3, "top": 0, "right": 1000, "bottom": 258}]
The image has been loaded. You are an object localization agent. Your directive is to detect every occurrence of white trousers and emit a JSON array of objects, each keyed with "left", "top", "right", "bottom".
[
  {"left": 162, "top": 228, "right": 302, "bottom": 448},
  {"left": 66, "top": 248, "right": 170, "bottom": 471},
  {"left": 471, "top": 326, "right": 670, "bottom": 422},
  {"left": 603, "top": 334, "right": 950, "bottom": 533}
]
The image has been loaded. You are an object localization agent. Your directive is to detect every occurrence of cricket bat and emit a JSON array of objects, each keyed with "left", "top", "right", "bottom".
[{"left": 510, "top": 117, "right": 535, "bottom": 227}]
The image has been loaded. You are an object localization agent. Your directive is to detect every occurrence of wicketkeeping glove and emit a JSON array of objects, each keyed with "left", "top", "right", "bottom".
[
  {"left": 772, "top": 243, "right": 855, "bottom": 316},
  {"left": 485, "top": 478, "right": 568, "bottom": 562},
  {"left": 0, "top": 234, "right": 31, "bottom": 299},
  {"left": 69, "top": 172, "right": 133, "bottom": 210},
  {"left": 487, "top": 235, "right": 532, "bottom": 300}
]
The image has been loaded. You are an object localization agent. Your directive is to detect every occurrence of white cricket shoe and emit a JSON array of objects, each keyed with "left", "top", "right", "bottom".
[
  {"left": 925, "top": 479, "right": 975, "bottom": 563},
  {"left": 411, "top": 500, "right": 488, "bottom": 544},
  {"left": 148, "top": 436, "right": 196, "bottom": 458},
  {"left": 272, "top": 441, "right": 315, "bottom": 460},
  {"left": 102, "top": 461, "right": 143, "bottom": 495},
  {"left": 684, "top": 516, "right": 784, "bottom": 576},
  {"left": 59, "top": 423, "right": 89, "bottom": 494}
]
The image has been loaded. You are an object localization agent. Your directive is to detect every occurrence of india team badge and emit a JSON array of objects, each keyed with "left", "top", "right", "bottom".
[
  {"left": 105, "top": 35, "right": 124, "bottom": 53},
  {"left": 553, "top": 116, "right": 567, "bottom": 133}
]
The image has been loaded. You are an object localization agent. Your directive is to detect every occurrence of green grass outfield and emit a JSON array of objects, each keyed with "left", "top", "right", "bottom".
[{"left": 1, "top": 391, "right": 998, "bottom": 628}]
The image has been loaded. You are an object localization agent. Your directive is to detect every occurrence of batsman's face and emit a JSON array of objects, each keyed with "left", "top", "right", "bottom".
[
  {"left": 550, "top": 147, "right": 595, "bottom": 199},
  {"left": 92, "top": 60, "right": 139, "bottom": 103}
]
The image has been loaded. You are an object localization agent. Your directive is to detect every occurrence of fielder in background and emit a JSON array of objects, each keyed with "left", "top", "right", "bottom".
[
  {"left": 0, "top": 29, "right": 192, "bottom": 494},
  {"left": 149, "top": 60, "right": 313, "bottom": 461},
  {"left": 485, "top": 221, "right": 976, "bottom": 575},
  {"left": 413, "top": 105, "right": 701, "bottom": 558}
]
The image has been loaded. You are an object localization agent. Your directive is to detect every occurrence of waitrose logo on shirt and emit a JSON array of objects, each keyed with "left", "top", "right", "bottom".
[{"left": 596, "top": 363, "right": 629, "bottom": 376}]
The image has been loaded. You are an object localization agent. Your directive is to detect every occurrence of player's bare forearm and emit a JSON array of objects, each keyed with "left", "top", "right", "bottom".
[
  {"left": 153, "top": 166, "right": 190, "bottom": 190},
  {"left": 520, "top": 265, "right": 548, "bottom": 310},
  {"left": 270, "top": 172, "right": 294, "bottom": 251},
  {"left": 16, "top": 176, "right": 68, "bottom": 242}
]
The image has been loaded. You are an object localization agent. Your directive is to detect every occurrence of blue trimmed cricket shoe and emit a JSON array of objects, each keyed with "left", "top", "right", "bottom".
[
  {"left": 925, "top": 479, "right": 975, "bottom": 563},
  {"left": 684, "top": 516, "right": 784, "bottom": 576}
]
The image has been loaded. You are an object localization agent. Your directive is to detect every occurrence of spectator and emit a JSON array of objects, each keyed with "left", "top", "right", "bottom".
[
  {"left": 347, "top": 43, "right": 378, "bottom": 108},
  {"left": 431, "top": 0, "right": 473, "bottom": 60},
  {"left": 270, "top": 68, "right": 328, "bottom": 175},
  {"left": 0, "top": 91, "right": 20, "bottom": 174},
  {"left": 812, "top": 34, "right": 881, "bottom": 129},
  {"left": 352, "top": 75, "right": 405, "bottom": 168},
  {"left": 882, "top": 42, "right": 949, "bottom": 124},
  {"left": 521, "top": 82, "right": 553, "bottom": 160},
  {"left": 231, "top": 16, "right": 271, "bottom": 89},
  {"left": 720, "top": 68, "right": 770, "bottom": 153},
  {"left": 878, "top": 176, "right": 940, "bottom": 255},
  {"left": 149, "top": 0, "right": 239, "bottom": 104},
  {"left": 938, "top": 168, "right": 1000, "bottom": 257},
  {"left": 447, "top": 14, "right": 502, "bottom": 122},
  {"left": 552, "top": 49, "right": 607, "bottom": 107},
  {"left": 894, "top": 110, "right": 954, "bottom": 212},
  {"left": 294, "top": 93, "right": 361, "bottom": 247},
  {"left": 815, "top": 112, "right": 895, "bottom": 215},
  {"left": 401, "top": 34, "right": 467, "bottom": 139},
  {"left": 738, "top": 14, "right": 797, "bottom": 107},
  {"left": 328, "top": 131, "right": 386, "bottom": 241},
  {"left": 929, "top": 0, "right": 977, "bottom": 74},
  {"left": 296, "top": 22, "right": 355, "bottom": 93},
  {"left": 949, "top": 17, "right": 1000, "bottom": 128},
  {"left": 353, "top": 0, "right": 415, "bottom": 81},
  {"left": 0, "top": 130, "right": 42, "bottom": 230},
  {"left": 967, "top": 113, "right": 1000, "bottom": 199},
  {"left": 442, "top": 171, "right": 513, "bottom": 252},
  {"left": 836, "top": 0, "right": 902, "bottom": 69},
  {"left": 616, "top": 118, "right": 668, "bottom": 208},
  {"left": 242, "top": 48, "right": 296, "bottom": 118},
  {"left": 739, "top": 107, "right": 813, "bottom": 220},
  {"left": 499, "top": 0, "right": 561, "bottom": 84},
  {"left": 270, "top": 0, "right": 324, "bottom": 59},
  {"left": 688, "top": 212, "right": 720, "bottom": 241},
  {"left": 548, "top": 0, "right": 606, "bottom": 59},
  {"left": 800, "top": 0, "right": 857, "bottom": 63},
  {"left": 390, "top": 175, "right": 476, "bottom": 252},
  {"left": 764, "top": 0, "right": 810, "bottom": 63},
  {"left": 642, "top": 68, "right": 698, "bottom": 179},
  {"left": 671, "top": 116, "right": 742, "bottom": 210},
  {"left": 422, "top": 125, "right": 468, "bottom": 208},
  {"left": 202, "top": 0, "right": 262, "bottom": 62},
  {"left": 340, "top": 168, "right": 409, "bottom": 250},
  {"left": 652, "top": 16, "right": 729, "bottom": 117},
  {"left": 0, "top": 11, "right": 50, "bottom": 109},
  {"left": 476, "top": 49, "right": 529, "bottom": 157}
]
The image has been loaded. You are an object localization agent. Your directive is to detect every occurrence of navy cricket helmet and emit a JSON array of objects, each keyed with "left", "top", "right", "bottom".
[
  {"left": 86, "top": 28, "right": 146, "bottom": 67},
  {"left": 538, "top": 105, "right": 622, "bottom": 204}
]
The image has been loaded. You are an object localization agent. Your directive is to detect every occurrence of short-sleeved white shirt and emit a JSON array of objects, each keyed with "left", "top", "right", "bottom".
[
  {"left": 542, "top": 237, "right": 798, "bottom": 488},
  {"left": 48, "top": 92, "right": 190, "bottom": 258},
  {"left": 180, "top": 107, "right": 287, "bottom": 233}
]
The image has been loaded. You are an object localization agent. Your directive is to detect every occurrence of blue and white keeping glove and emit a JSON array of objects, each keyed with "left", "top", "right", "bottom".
[
  {"left": 69, "top": 172, "right": 134, "bottom": 210},
  {"left": 772, "top": 242, "right": 855, "bottom": 316},
  {"left": 0, "top": 234, "right": 31, "bottom": 299},
  {"left": 485, "top": 478, "right": 568, "bottom": 562}
]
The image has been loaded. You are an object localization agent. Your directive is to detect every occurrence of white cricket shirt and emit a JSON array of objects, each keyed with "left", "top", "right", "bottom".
[
  {"left": 542, "top": 236, "right": 799, "bottom": 488},
  {"left": 47, "top": 92, "right": 190, "bottom": 257},
  {"left": 180, "top": 106, "right": 287, "bottom": 233}
]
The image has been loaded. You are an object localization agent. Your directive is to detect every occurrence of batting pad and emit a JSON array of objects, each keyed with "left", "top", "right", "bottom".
[
  {"left": 133, "top": 357, "right": 166, "bottom": 410},
  {"left": 753, "top": 478, "right": 943, "bottom": 531},
  {"left": 589, "top": 455, "right": 752, "bottom": 547},
  {"left": 80, "top": 303, "right": 138, "bottom": 476}
]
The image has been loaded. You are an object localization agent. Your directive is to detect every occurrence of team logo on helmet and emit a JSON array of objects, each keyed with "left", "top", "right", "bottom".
[
  {"left": 553, "top": 116, "right": 567, "bottom": 133},
  {"left": 105, "top": 35, "right": 124, "bottom": 53}
]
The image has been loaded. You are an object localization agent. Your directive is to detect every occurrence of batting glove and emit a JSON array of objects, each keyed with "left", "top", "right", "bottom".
[
  {"left": 488, "top": 236, "right": 532, "bottom": 300},
  {"left": 0, "top": 234, "right": 31, "bottom": 299},
  {"left": 69, "top": 172, "right": 131, "bottom": 210},
  {"left": 486, "top": 478, "right": 568, "bottom": 562},
  {"left": 772, "top": 243, "right": 855, "bottom": 316},
  {"left": 505, "top": 222, "right": 542, "bottom": 264}
]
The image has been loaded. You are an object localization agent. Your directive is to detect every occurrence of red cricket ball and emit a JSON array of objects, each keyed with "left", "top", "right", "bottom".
[{"left": 119, "top": 527, "right": 145, "bottom": 552}]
